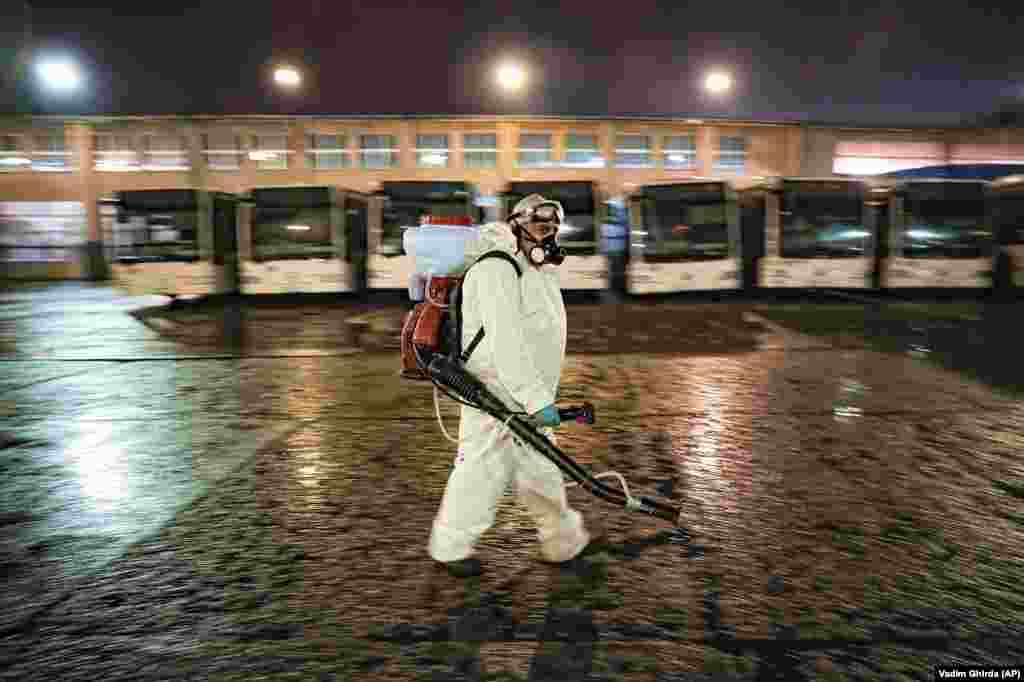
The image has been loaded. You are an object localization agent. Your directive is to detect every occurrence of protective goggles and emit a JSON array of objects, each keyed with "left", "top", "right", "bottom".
[{"left": 517, "top": 200, "right": 564, "bottom": 226}]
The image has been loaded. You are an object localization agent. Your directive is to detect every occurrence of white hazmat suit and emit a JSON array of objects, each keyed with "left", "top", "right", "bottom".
[{"left": 427, "top": 221, "right": 591, "bottom": 564}]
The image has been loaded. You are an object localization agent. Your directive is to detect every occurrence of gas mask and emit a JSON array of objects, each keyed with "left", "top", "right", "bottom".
[
  {"left": 511, "top": 200, "right": 567, "bottom": 266},
  {"left": 521, "top": 229, "right": 566, "bottom": 266}
]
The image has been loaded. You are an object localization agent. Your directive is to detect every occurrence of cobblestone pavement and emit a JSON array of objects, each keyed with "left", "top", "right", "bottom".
[{"left": 2, "top": 283, "right": 1023, "bottom": 681}]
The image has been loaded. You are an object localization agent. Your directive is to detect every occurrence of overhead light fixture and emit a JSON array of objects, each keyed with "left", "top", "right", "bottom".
[
  {"left": 286, "top": 224, "right": 311, "bottom": 231},
  {"left": 274, "top": 67, "right": 301, "bottom": 87},
  {"left": 248, "top": 151, "right": 278, "bottom": 161},
  {"left": 37, "top": 59, "right": 81, "bottom": 92},
  {"left": 421, "top": 153, "right": 446, "bottom": 165},
  {"left": 496, "top": 62, "right": 527, "bottom": 91},
  {"left": 0, "top": 157, "right": 31, "bottom": 166}
]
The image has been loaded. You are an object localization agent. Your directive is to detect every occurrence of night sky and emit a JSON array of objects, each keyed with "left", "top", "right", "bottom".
[{"left": 2, "top": 0, "right": 1022, "bottom": 126}]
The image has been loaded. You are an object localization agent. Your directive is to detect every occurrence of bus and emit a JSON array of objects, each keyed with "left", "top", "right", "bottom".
[
  {"left": 878, "top": 179, "right": 993, "bottom": 290},
  {"left": 627, "top": 180, "right": 742, "bottom": 294},
  {"left": 239, "top": 186, "right": 371, "bottom": 295},
  {"left": 746, "top": 178, "right": 876, "bottom": 290},
  {"left": 104, "top": 189, "right": 239, "bottom": 298}
]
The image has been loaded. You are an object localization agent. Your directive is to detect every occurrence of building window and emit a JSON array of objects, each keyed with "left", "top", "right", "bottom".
[
  {"left": 250, "top": 133, "right": 290, "bottom": 170},
  {"left": 32, "top": 131, "right": 71, "bottom": 172},
  {"left": 713, "top": 135, "right": 746, "bottom": 174},
  {"left": 359, "top": 134, "right": 399, "bottom": 168},
  {"left": 94, "top": 133, "right": 139, "bottom": 171},
  {"left": 306, "top": 134, "right": 350, "bottom": 169},
  {"left": 203, "top": 131, "right": 242, "bottom": 171},
  {"left": 615, "top": 134, "right": 653, "bottom": 168},
  {"left": 463, "top": 133, "right": 497, "bottom": 169},
  {"left": 0, "top": 135, "right": 31, "bottom": 171},
  {"left": 142, "top": 133, "right": 189, "bottom": 171},
  {"left": 517, "top": 133, "right": 554, "bottom": 167},
  {"left": 563, "top": 133, "right": 604, "bottom": 168},
  {"left": 663, "top": 134, "right": 697, "bottom": 170},
  {"left": 416, "top": 134, "right": 450, "bottom": 168}
]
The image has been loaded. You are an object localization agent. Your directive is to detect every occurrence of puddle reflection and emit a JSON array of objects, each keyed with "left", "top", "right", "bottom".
[
  {"left": 834, "top": 377, "right": 867, "bottom": 424},
  {"left": 67, "top": 420, "right": 127, "bottom": 516}
]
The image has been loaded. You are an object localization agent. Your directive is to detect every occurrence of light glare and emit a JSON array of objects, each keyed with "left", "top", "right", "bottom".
[
  {"left": 705, "top": 72, "right": 731, "bottom": 94},
  {"left": 274, "top": 67, "right": 301, "bottom": 87},
  {"left": 496, "top": 63, "right": 526, "bottom": 91},
  {"left": 38, "top": 60, "right": 80, "bottom": 91}
]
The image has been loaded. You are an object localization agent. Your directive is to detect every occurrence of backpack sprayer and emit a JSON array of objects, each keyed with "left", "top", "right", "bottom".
[{"left": 399, "top": 216, "right": 681, "bottom": 525}]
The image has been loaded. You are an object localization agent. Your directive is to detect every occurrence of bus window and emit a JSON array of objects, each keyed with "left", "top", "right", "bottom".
[
  {"left": 903, "top": 195, "right": 990, "bottom": 258},
  {"left": 115, "top": 210, "right": 199, "bottom": 262},
  {"left": 641, "top": 196, "right": 729, "bottom": 260},
  {"left": 781, "top": 193, "right": 868, "bottom": 258},
  {"left": 253, "top": 205, "right": 333, "bottom": 261}
]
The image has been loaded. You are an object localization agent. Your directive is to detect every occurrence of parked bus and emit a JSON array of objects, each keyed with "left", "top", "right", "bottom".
[
  {"left": 103, "top": 189, "right": 239, "bottom": 298},
  {"left": 239, "top": 186, "right": 371, "bottom": 295},
  {"left": 878, "top": 179, "right": 993, "bottom": 290},
  {"left": 368, "top": 181, "right": 480, "bottom": 291},
  {"left": 745, "top": 178, "right": 876, "bottom": 290},
  {"left": 626, "top": 180, "right": 742, "bottom": 294},
  {"left": 499, "top": 181, "right": 609, "bottom": 291}
]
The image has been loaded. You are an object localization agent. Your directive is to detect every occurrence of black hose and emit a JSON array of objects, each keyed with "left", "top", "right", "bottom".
[{"left": 423, "top": 351, "right": 680, "bottom": 524}]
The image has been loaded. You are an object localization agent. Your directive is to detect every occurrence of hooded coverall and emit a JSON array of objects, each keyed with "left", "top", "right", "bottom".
[{"left": 427, "top": 222, "right": 591, "bottom": 564}]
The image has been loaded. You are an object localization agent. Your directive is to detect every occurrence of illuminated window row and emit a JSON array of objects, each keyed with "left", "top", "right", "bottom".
[
  {"left": 0, "top": 128, "right": 747, "bottom": 174},
  {"left": 0, "top": 132, "right": 73, "bottom": 172}
]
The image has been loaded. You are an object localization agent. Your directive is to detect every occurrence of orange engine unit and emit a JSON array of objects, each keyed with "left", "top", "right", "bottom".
[{"left": 400, "top": 275, "right": 460, "bottom": 380}]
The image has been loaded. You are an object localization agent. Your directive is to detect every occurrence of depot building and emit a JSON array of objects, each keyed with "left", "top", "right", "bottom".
[{"left": 1, "top": 113, "right": 1023, "bottom": 279}]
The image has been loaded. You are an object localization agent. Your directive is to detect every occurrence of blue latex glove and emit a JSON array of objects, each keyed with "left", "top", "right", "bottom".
[{"left": 530, "top": 404, "right": 561, "bottom": 428}]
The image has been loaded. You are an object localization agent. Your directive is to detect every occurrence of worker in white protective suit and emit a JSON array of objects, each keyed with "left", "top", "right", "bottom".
[{"left": 428, "top": 194, "right": 598, "bottom": 578}]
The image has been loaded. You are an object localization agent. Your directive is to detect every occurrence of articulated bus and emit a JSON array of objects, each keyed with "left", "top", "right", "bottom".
[
  {"left": 498, "top": 181, "right": 609, "bottom": 291},
  {"left": 877, "top": 180, "right": 993, "bottom": 290},
  {"left": 626, "top": 180, "right": 742, "bottom": 294},
  {"left": 367, "top": 181, "right": 480, "bottom": 291},
  {"left": 103, "top": 189, "right": 240, "bottom": 298},
  {"left": 745, "top": 178, "right": 877, "bottom": 290},
  {"left": 239, "top": 186, "right": 371, "bottom": 295}
]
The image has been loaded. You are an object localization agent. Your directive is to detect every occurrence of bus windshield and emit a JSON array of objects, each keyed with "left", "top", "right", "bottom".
[
  {"left": 904, "top": 197, "right": 991, "bottom": 258},
  {"left": 112, "top": 210, "right": 200, "bottom": 263},
  {"left": 781, "top": 194, "right": 868, "bottom": 258},
  {"left": 641, "top": 198, "right": 730, "bottom": 260},
  {"left": 253, "top": 206, "right": 333, "bottom": 261}
]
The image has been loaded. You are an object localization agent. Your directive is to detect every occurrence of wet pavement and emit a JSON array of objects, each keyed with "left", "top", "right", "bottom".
[{"left": 1, "top": 282, "right": 1023, "bottom": 681}]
